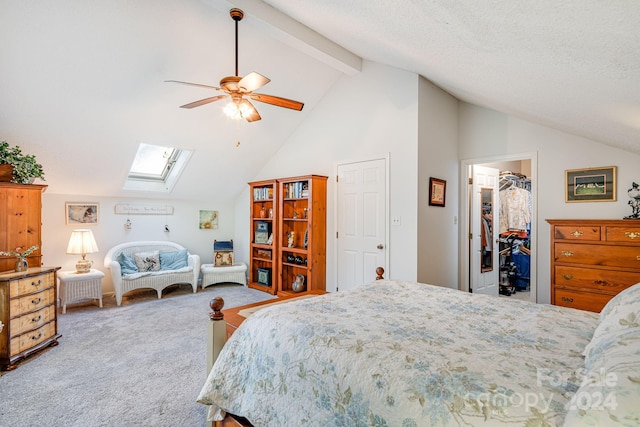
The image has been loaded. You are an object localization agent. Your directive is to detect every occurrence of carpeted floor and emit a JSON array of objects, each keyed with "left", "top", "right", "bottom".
[{"left": 0, "top": 283, "right": 274, "bottom": 427}]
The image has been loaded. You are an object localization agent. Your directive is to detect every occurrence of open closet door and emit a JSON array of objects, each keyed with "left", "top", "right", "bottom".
[{"left": 470, "top": 165, "right": 499, "bottom": 296}]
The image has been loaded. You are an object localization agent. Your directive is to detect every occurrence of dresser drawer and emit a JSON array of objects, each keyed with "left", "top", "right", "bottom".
[
  {"left": 10, "top": 305, "right": 55, "bottom": 337},
  {"left": 555, "top": 243, "right": 640, "bottom": 269},
  {"left": 9, "top": 322, "right": 55, "bottom": 357},
  {"left": 10, "top": 273, "right": 53, "bottom": 296},
  {"left": 554, "top": 289, "right": 610, "bottom": 313},
  {"left": 605, "top": 226, "right": 640, "bottom": 242},
  {"left": 554, "top": 226, "right": 600, "bottom": 241},
  {"left": 9, "top": 288, "right": 55, "bottom": 317},
  {"left": 555, "top": 266, "right": 640, "bottom": 294}
]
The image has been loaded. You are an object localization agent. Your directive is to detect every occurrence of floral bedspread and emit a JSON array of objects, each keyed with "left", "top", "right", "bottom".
[{"left": 197, "top": 280, "right": 598, "bottom": 426}]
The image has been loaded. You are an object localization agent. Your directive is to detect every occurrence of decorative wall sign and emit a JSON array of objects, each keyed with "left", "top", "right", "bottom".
[{"left": 114, "top": 204, "right": 174, "bottom": 215}]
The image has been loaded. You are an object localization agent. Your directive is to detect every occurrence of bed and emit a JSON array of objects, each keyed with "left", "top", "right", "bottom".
[{"left": 198, "top": 279, "right": 640, "bottom": 426}]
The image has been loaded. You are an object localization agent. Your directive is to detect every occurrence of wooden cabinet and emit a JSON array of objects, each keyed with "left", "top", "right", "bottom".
[
  {"left": 249, "top": 175, "right": 327, "bottom": 296},
  {"left": 547, "top": 219, "right": 640, "bottom": 312},
  {"left": 248, "top": 180, "right": 278, "bottom": 294},
  {"left": 277, "top": 175, "right": 327, "bottom": 296},
  {"left": 0, "top": 183, "right": 47, "bottom": 272},
  {"left": 0, "top": 267, "right": 61, "bottom": 370}
]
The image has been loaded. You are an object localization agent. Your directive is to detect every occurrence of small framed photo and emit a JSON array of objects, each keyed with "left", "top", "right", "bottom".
[
  {"left": 66, "top": 203, "right": 99, "bottom": 224},
  {"left": 429, "top": 177, "right": 446, "bottom": 207},
  {"left": 565, "top": 166, "right": 617, "bottom": 202}
]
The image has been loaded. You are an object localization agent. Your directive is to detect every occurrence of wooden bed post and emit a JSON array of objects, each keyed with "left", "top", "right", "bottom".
[
  {"left": 376, "top": 267, "right": 384, "bottom": 280},
  {"left": 207, "top": 297, "right": 227, "bottom": 376}
]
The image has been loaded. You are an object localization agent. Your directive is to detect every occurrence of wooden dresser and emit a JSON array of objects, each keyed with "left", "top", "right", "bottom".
[
  {"left": 0, "top": 267, "right": 61, "bottom": 370},
  {"left": 0, "top": 183, "right": 47, "bottom": 272},
  {"left": 547, "top": 219, "right": 640, "bottom": 312}
]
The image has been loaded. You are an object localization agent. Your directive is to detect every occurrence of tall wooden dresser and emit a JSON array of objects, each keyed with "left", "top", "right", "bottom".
[
  {"left": 0, "top": 183, "right": 47, "bottom": 271},
  {"left": 0, "top": 267, "right": 61, "bottom": 370},
  {"left": 547, "top": 219, "right": 640, "bottom": 312}
]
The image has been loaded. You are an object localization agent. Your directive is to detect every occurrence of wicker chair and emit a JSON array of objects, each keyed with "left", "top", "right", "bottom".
[{"left": 104, "top": 241, "right": 200, "bottom": 306}]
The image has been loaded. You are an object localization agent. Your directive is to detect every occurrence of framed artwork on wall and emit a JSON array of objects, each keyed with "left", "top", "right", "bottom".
[
  {"left": 66, "top": 203, "right": 99, "bottom": 224},
  {"left": 429, "top": 177, "right": 446, "bottom": 207},
  {"left": 199, "top": 210, "right": 218, "bottom": 229},
  {"left": 565, "top": 166, "right": 617, "bottom": 202}
]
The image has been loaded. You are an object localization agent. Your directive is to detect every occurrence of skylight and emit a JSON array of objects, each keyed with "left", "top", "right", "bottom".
[{"left": 123, "top": 143, "right": 192, "bottom": 193}]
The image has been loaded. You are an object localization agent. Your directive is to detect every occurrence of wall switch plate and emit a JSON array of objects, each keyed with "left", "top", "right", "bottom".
[{"left": 391, "top": 216, "right": 401, "bottom": 226}]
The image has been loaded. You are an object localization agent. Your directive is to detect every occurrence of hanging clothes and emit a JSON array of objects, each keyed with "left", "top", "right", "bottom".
[{"left": 499, "top": 185, "right": 531, "bottom": 236}]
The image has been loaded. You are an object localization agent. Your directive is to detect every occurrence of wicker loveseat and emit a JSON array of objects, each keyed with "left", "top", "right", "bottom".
[{"left": 104, "top": 241, "right": 201, "bottom": 306}]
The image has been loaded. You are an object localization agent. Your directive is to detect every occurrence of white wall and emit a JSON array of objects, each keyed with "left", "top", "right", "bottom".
[
  {"left": 42, "top": 193, "right": 235, "bottom": 294},
  {"left": 417, "top": 77, "right": 460, "bottom": 288},
  {"left": 459, "top": 102, "right": 640, "bottom": 303},
  {"left": 237, "top": 61, "right": 421, "bottom": 291}
]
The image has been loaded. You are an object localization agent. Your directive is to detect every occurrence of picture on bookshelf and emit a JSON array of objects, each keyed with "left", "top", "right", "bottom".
[{"left": 257, "top": 268, "right": 272, "bottom": 286}]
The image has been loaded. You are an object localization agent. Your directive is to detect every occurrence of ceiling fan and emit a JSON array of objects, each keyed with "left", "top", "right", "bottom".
[{"left": 166, "top": 8, "right": 304, "bottom": 122}]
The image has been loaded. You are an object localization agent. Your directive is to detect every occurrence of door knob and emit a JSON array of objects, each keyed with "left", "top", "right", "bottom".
[{"left": 377, "top": 244, "right": 384, "bottom": 250}]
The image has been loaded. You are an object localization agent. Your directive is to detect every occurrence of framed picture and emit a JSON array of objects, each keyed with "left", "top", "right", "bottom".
[
  {"left": 66, "top": 203, "right": 99, "bottom": 224},
  {"left": 199, "top": 210, "right": 218, "bottom": 229},
  {"left": 429, "top": 177, "right": 446, "bottom": 207},
  {"left": 565, "top": 166, "right": 617, "bottom": 202},
  {"left": 257, "top": 268, "right": 272, "bottom": 287}
]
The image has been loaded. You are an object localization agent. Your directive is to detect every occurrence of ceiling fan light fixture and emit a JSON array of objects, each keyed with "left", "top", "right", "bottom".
[
  {"left": 223, "top": 100, "right": 251, "bottom": 120},
  {"left": 166, "top": 8, "right": 303, "bottom": 122}
]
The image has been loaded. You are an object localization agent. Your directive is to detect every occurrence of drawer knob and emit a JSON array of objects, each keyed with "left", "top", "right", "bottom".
[
  {"left": 31, "top": 297, "right": 42, "bottom": 305},
  {"left": 31, "top": 315, "right": 42, "bottom": 323},
  {"left": 571, "top": 231, "right": 583, "bottom": 237},
  {"left": 561, "top": 251, "right": 574, "bottom": 257},
  {"left": 31, "top": 331, "right": 43, "bottom": 341},
  {"left": 594, "top": 280, "right": 610, "bottom": 286},
  {"left": 625, "top": 232, "right": 640, "bottom": 239},
  {"left": 562, "top": 274, "right": 574, "bottom": 280},
  {"left": 31, "top": 280, "right": 42, "bottom": 288},
  {"left": 561, "top": 296, "right": 574, "bottom": 303}
]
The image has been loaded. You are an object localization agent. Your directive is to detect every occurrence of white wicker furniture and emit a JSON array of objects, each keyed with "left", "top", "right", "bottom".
[
  {"left": 201, "top": 263, "right": 247, "bottom": 289},
  {"left": 104, "top": 241, "right": 200, "bottom": 306},
  {"left": 57, "top": 269, "right": 104, "bottom": 313}
]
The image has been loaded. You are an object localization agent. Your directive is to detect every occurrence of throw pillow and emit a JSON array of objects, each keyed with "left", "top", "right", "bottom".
[
  {"left": 159, "top": 249, "right": 188, "bottom": 270},
  {"left": 213, "top": 240, "right": 234, "bottom": 267},
  {"left": 214, "top": 251, "right": 234, "bottom": 267},
  {"left": 133, "top": 250, "right": 161, "bottom": 272},
  {"left": 118, "top": 252, "right": 139, "bottom": 275}
]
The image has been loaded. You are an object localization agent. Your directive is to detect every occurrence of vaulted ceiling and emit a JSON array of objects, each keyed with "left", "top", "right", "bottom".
[{"left": 2, "top": 0, "right": 638, "bottom": 201}]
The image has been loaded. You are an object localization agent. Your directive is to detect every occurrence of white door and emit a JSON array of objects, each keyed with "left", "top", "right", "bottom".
[
  {"left": 337, "top": 158, "right": 387, "bottom": 291},
  {"left": 470, "top": 165, "right": 499, "bottom": 295}
]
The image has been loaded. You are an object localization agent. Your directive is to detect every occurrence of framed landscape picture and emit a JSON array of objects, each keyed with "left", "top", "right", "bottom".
[{"left": 565, "top": 166, "right": 616, "bottom": 202}]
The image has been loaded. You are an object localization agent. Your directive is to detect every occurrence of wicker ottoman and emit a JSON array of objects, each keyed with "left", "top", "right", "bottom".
[
  {"left": 57, "top": 269, "right": 105, "bottom": 313},
  {"left": 201, "top": 263, "right": 247, "bottom": 289}
]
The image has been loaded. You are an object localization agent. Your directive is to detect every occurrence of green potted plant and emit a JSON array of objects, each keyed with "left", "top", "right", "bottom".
[{"left": 0, "top": 141, "right": 45, "bottom": 184}]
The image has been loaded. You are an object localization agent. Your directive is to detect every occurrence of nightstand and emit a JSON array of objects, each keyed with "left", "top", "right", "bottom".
[{"left": 57, "top": 269, "right": 104, "bottom": 313}]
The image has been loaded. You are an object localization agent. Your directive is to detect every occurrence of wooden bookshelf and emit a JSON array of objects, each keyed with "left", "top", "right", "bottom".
[
  {"left": 277, "top": 175, "right": 327, "bottom": 296},
  {"left": 248, "top": 179, "right": 278, "bottom": 295}
]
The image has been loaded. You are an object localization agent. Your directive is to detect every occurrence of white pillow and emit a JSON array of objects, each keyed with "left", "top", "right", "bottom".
[{"left": 133, "top": 250, "right": 161, "bottom": 272}]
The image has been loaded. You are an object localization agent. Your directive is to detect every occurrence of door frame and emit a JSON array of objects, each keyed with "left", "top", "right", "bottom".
[
  {"left": 334, "top": 153, "right": 390, "bottom": 289},
  {"left": 459, "top": 152, "right": 538, "bottom": 302}
]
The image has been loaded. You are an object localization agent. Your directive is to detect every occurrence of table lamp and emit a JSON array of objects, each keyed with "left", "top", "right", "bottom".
[{"left": 66, "top": 229, "right": 99, "bottom": 273}]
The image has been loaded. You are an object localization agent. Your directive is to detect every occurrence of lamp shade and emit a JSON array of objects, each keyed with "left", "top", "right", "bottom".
[{"left": 66, "top": 229, "right": 99, "bottom": 255}]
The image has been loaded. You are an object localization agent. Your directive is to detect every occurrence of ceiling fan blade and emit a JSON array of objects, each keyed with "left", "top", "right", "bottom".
[
  {"left": 180, "top": 95, "right": 228, "bottom": 109},
  {"left": 250, "top": 93, "right": 304, "bottom": 111},
  {"left": 238, "top": 72, "right": 270, "bottom": 93},
  {"left": 165, "top": 80, "right": 221, "bottom": 90},
  {"left": 239, "top": 99, "right": 261, "bottom": 122}
]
